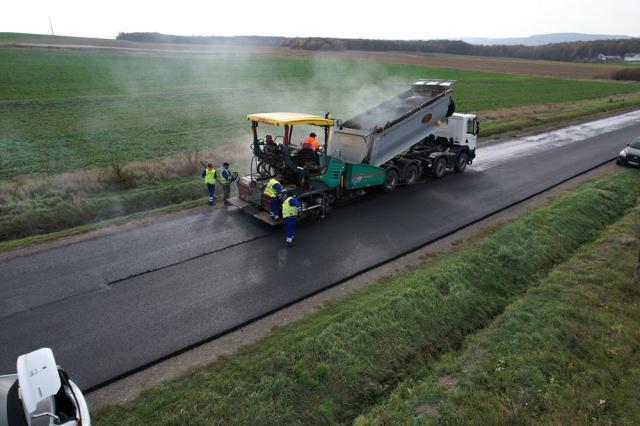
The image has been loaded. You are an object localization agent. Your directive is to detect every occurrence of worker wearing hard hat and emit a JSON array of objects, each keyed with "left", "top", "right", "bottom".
[
  {"left": 216, "top": 162, "right": 236, "bottom": 205},
  {"left": 303, "top": 132, "right": 319, "bottom": 151},
  {"left": 282, "top": 192, "right": 302, "bottom": 246},
  {"left": 201, "top": 162, "right": 216, "bottom": 206},
  {"left": 263, "top": 174, "right": 284, "bottom": 219}
]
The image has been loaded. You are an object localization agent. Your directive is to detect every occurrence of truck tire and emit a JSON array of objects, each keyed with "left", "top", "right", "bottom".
[
  {"left": 432, "top": 157, "right": 447, "bottom": 179},
  {"left": 383, "top": 168, "right": 399, "bottom": 192},
  {"left": 454, "top": 151, "right": 469, "bottom": 173},
  {"left": 403, "top": 163, "right": 420, "bottom": 184}
]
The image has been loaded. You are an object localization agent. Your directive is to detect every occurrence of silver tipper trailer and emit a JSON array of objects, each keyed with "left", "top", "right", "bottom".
[{"left": 330, "top": 80, "right": 459, "bottom": 167}]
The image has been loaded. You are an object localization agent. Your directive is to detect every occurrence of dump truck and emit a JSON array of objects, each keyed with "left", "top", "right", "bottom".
[{"left": 228, "top": 80, "right": 479, "bottom": 224}]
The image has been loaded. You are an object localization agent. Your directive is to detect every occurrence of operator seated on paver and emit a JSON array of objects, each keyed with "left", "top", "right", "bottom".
[
  {"left": 299, "top": 132, "right": 321, "bottom": 169},
  {"left": 263, "top": 174, "right": 284, "bottom": 219},
  {"left": 282, "top": 192, "right": 302, "bottom": 246},
  {"left": 201, "top": 162, "right": 216, "bottom": 206},
  {"left": 216, "top": 162, "right": 237, "bottom": 205},
  {"left": 302, "top": 132, "right": 319, "bottom": 151}
]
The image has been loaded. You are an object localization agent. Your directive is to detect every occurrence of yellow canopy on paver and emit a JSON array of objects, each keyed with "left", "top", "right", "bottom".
[{"left": 247, "top": 112, "right": 334, "bottom": 127}]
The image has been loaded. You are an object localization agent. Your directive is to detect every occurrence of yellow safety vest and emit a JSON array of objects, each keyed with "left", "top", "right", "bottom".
[
  {"left": 264, "top": 178, "right": 279, "bottom": 197},
  {"left": 282, "top": 197, "right": 298, "bottom": 218},
  {"left": 204, "top": 169, "right": 216, "bottom": 185},
  {"left": 216, "top": 168, "right": 230, "bottom": 184}
]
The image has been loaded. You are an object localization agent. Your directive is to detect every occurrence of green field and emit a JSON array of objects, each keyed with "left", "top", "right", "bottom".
[
  {"left": 2, "top": 47, "right": 640, "bottom": 176},
  {"left": 93, "top": 170, "right": 640, "bottom": 425}
]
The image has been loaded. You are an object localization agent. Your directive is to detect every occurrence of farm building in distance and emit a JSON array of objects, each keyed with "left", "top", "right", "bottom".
[
  {"left": 596, "top": 53, "right": 622, "bottom": 63},
  {"left": 624, "top": 53, "right": 640, "bottom": 63}
]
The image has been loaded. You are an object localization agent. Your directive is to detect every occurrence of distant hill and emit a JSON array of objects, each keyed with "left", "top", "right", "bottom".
[{"left": 463, "top": 33, "right": 633, "bottom": 46}]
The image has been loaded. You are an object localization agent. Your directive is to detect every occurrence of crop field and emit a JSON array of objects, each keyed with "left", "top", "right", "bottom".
[{"left": 2, "top": 47, "right": 640, "bottom": 178}]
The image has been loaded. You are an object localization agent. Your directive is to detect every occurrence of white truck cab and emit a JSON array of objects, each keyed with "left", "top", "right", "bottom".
[{"left": 435, "top": 113, "right": 479, "bottom": 150}]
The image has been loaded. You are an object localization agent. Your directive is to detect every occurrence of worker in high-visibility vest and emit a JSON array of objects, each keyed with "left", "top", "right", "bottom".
[
  {"left": 216, "top": 162, "right": 236, "bottom": 205},
  {"left": 263, "top": 174, "right": 284, "bottom": 219},
  {"left": 302, "top": 132, "right": 319, "bottom": 151},
  {"left": 201, "top": 162, "right": 216, "bottom": 205},
  {"left": 282, "top": 193, "right": 302, "bottom": 246}
]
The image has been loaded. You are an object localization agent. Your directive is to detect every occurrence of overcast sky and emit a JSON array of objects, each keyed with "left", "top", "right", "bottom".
[{"left": 2, "top": 0, "right": 639, "bottom": 40}]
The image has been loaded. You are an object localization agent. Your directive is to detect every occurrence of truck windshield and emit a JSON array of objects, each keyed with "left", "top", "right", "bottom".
[
  {"left": 630, "top": 137, "right": 640, "bottom": 149},
  {"left": 466, "top": 119, "right": 476, "bottom": 135}
]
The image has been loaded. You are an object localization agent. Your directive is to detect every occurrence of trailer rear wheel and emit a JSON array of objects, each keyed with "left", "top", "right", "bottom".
[
  {"left": 454, "top": 152, "right": 469, "bottom": 173},
  {"left": 403, "top": 163, "right": 420, "bottom": 184},
  {"left": 432, "top": 157, "right": 447, "bottom": 179},
  {"left": 383, "top": 168, "right": 399, "bottom": 192}
]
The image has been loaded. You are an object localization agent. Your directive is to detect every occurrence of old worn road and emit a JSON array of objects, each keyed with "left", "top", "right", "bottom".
[{"left": 1, "top": 111, "right": 639, "bottom": 389}]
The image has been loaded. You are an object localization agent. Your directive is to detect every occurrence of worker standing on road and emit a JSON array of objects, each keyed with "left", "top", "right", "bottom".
[
  {"left": 264, "top": 174, "right": 284, "bottom": 219},
  {"left": 201, "top": 162, "right": 216, "bottom": 206},
  {"left": 303, "top": 132, "right": 319, "bottom": 151},
  {"left": 282, "top": 193, "right": 302, "bottom": 246},
  {"left": 216, "top": 162, "right": 235, "bottom": 205}
]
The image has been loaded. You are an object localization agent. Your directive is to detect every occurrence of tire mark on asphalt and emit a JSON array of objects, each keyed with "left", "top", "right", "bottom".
[
  {"left": 0, "top": 233, "right": 273, "bottom": 320},
  {"left": 107, "top": 232, "right": 273, "bottom": 287},
  {"left": 1, "top": 286, "right": 112, "bottom": 321}
]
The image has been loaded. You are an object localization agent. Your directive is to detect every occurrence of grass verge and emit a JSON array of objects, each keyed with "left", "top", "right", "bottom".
[
  {"left": 479, "top": 92, "right": 640, "bottom": 139},
  {"left": 0, "top": 197, "right": 204, "bottom": 253},
  {"left": 93, "top": 169, "right": 640, "bottom": 425},
  {"left": 0, "top": 177, "right": 207, "bottom": 243},
  {"left": 358, "top": 191, "right": 640, "bottom": 424}
]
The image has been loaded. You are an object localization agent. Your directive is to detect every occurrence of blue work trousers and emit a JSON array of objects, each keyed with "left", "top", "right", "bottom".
[
  {"left": 270, "top": 197, "right": 281, "bottom": 218},
  {"left": 284, "top": 216, "right": 296, "bottom": 243},
  {"left": 207, "top": 183, "right": 216, "bottom": 204}
]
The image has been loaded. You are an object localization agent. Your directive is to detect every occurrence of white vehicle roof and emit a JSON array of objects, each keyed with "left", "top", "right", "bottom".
[{"left": 16, "top": 348, "right": 61, "bottom": 415}]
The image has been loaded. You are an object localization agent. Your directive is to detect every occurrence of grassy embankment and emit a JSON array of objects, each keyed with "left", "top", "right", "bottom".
[
  {"left": 360, "top": 192, "right": 640, "bottom": 424},
  {"left": 2, "top": 46, "right": 640, "bottom": 245},
  {"left": 480, "top": 92, "right": 640, "bottom": 139},
  {"left": 93, "top": 169, "right": 640, "bottom": 425}
]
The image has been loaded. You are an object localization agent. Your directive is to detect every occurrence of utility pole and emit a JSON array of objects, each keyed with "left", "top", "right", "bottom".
[{"left": 48, "top": 16, "right": 55, "bottom": 36}]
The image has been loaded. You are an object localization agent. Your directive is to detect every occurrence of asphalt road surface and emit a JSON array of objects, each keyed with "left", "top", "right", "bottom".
[{"left": 1, "top": 111, "right": 639, "bottom": 389}]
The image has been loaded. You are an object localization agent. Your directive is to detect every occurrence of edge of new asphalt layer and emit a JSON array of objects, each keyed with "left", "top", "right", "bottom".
[{"left": 85, "top": 160, "right": 619, "bottom": 410}]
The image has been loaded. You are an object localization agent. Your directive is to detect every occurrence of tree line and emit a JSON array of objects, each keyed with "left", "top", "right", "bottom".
[
  {"left": 116, "top": 32, "right": 284, "bottom": 46},
  {"left": 282, "top": 37, "right": 640, "bottom": 62}
]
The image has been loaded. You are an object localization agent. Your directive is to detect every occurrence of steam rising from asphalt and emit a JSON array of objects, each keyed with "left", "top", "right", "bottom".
[
  {"left": 1, "top": 49, "right": 416, "bottom": 227},
  {"left": 101, "top": 52, "right": 411, "bottom": 159}
]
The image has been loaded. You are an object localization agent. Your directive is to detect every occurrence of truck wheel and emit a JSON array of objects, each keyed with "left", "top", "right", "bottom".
[
  {"left": 403, "top": 163, "right": 420, "bottom": 184},
  {"left": 383, "top": 168, "right": 399, "bottom": 192},
  {"left": 432, "top": 157, "right": 447, "bottom": 179},
  {"left": 454, "top": 152, "right": 469, "bottom": 173}
]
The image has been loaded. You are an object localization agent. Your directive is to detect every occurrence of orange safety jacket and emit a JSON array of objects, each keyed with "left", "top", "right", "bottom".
[{"left": 303, "top": 136, "right": 319, "bottom": 150}]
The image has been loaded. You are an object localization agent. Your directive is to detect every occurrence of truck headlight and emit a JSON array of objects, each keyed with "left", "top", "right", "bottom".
[{"left": 620, "top": 150, "right": 627, "bottom": 157}]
